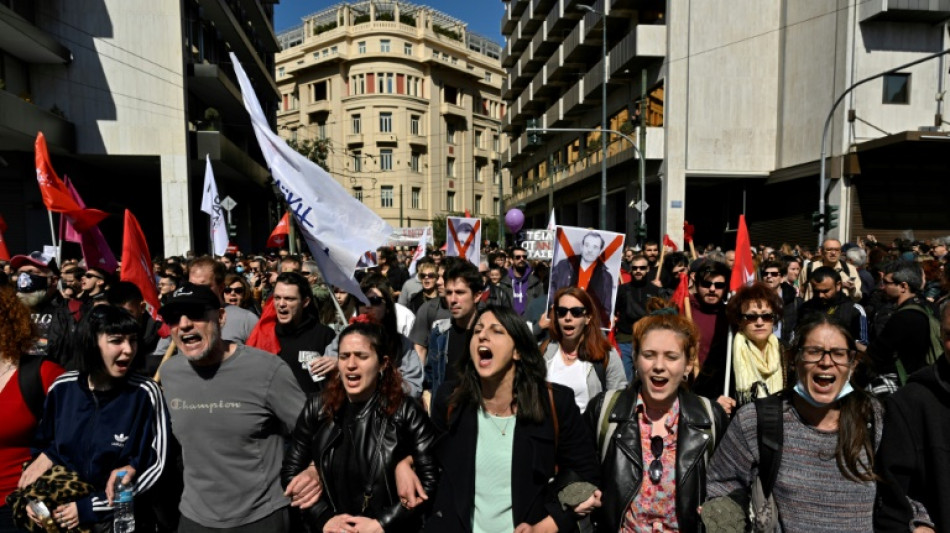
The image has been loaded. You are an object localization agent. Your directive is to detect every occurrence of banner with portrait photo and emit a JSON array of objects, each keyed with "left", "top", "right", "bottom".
[
  {"left": 548, "top": 226, "right": 625, "bottom": 329},
  {"left": 446, "top": 216, "right": 481, "bottom": 266}
]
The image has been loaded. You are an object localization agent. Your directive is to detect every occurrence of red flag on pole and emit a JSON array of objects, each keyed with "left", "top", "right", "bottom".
[
  {"left": 671, "top": 271, "right": 690, "bottom": 315},
  {"left": 663, "top": 234, "right": 678, "bottom": 252},
  {"left": 35, "top": 133, "right": 108, "bottom": 232},
  {"left": 0, "top": 215, "right": 10, "bottom": 261},
  {"left": 683, "top": 221, "right": 695, "bottom": 245},
  {"left": 266, "top": 213, "right": 290, "bottom": 248},
  {"left": 120, "top": 210, "right": 164, "bottom": 328},
  {"left": 729, "top": 214, "right": 756, "bottom": 292},
  {"left": 62, "top": 176, "right": 119, "bottom": 272}
]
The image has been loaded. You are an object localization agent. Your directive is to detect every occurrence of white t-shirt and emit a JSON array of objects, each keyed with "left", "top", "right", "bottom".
[{"left": 547, "top": 348, "right": 591, "bottom": 412}]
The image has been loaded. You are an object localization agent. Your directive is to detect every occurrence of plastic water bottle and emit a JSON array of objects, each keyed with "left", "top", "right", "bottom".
[{"left": 113, "top": 471, "right": 135, "bottom": 533}]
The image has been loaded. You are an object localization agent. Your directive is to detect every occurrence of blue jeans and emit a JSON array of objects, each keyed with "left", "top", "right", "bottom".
[{"left": 618, "top": 342, "right": 634, "bottom": 382}]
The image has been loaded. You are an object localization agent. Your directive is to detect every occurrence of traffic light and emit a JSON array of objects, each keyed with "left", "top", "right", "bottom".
[
  {"left": 527, "top": 118, "right": 541, "bottom": 145},
  {"left": 635, "top": 224, "right": 647, "bottom": 242},
  {"left": 827, "top": 205, "right": 839, "bottom": 230},
  {"left": 811, "top": 211, "right": 825, "bottom": 232}
]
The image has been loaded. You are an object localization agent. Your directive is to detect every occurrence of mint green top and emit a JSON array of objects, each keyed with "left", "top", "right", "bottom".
[{"left": 473, "top": 409, "right": 516, "bottom": 533}]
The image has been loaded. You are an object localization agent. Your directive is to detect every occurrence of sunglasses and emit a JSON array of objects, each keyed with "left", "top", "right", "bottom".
[
  {"left": 224, "top": 287, "right": 245, "bottom": 295},
  {"left": 555, "top": 306, "right": 586, "bottom": 318},
  {"left": 360, "top": 295, "right": 386, "bottom": 306},
  {"left": 699, "top": 280, "right": 727, "bottom": 290},
  {"left": 631, "top": 266, "right": 649, "bottom": 272},
  {"left": 740, "top": 312, "right": 775, "bottom": 323},
  {"left": 419, "top": 273, "right": 438, "bottom": 279},
  {"left": 513, "top": 254, "right": 527, "bottom": 260},
  {"left": 648, "top": 435, "right": 664, "bottom": 484},
  {"left": 83, "top": 273, "right": 103, "bottom": 280},
  {"left": 762, "top": 271, "right": 781, "bottom": 278},
  {"left": 160, "top": 306, "right": 213, "bottom": 325}
]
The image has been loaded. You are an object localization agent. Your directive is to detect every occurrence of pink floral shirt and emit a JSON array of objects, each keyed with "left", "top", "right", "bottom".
[{"left": 622, "top": 395, "right": 680, "bottom": 532}]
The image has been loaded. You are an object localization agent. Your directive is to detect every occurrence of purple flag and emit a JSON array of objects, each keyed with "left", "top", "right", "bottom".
[{"left": 62, "top": 176, "right": 118, "bottom": 271}]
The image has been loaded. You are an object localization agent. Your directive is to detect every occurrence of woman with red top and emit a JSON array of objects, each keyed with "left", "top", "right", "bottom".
[
  {"left": 0, "top": 278, "right": 65, "bottom": 532},
  {"left": 585, "top": 301, "right": 728, "bottom": 532}
]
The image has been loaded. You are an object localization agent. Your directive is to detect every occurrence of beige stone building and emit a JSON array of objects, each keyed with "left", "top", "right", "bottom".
[{"left": 275, "top": 0, "right": 510, "bottom": 233}]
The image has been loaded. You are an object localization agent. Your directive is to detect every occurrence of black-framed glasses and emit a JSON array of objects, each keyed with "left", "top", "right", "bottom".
[
  {"left": 648, "top": 435, "right": 664, "bottom": 484},
  {"left": 223, "top": 287, "right": 245, "bottom": 295},
  {"left": 799, "top": 346, "right": 855, "bottom": 365},
  {"left": 555, "top": 306, "right": 586, "bottom": 318},
  {"left": 361, "top": 295, "right": 386, "bottom": 306},
  {"left": 740, "top": 312, "right": 775, "bottom": 323},
  {"left": 699, "top": 280, "right": 727, "bottom": 290}
]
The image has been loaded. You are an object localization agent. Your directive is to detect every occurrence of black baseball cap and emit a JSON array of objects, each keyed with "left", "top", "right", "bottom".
[{"left": 158, "top": 282, "right": 221, "bottom": 323}]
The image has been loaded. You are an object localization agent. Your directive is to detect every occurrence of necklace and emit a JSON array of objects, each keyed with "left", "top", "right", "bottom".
[{"left": 485, "top": 411, "right": 514, "bottom": 436}]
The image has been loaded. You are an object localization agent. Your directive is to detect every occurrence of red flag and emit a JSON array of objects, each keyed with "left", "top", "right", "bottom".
[
  {"left": 35, "top": 133, "right": 108, "bottom": 232},
  {"left": 672, "top": 271, "right": 690, "bottom": 315},
  {"left": 62, "top": 176, "right": 119, "bottom": 272},
  {"left": 266, "top": 213, "right": 290, "bottom": 248},
  {"left": 683, "top": 221, "right": 695, "bottom": 245},
  {"left": 464, "top": 208, "right": 471, "bottom": 217},
  {"left": 247, "top": 297, "right": 280, "bottom": 354},
  {"left": 120, "top": 210, "right": 163, "bottom": 326},
  {"left": 663, "top": 234, "right": 678, "bottom": 252},
  {"left": 0, "top": 215, "right": 9, "bottom": 261},
  {"left": 729, "top": 214, "right": 756, "bottom": 292}
]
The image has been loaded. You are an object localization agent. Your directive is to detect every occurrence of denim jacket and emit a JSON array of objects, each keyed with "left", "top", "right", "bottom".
[{"left": 424, "top": 318, "right": 453, "bottom": 394}]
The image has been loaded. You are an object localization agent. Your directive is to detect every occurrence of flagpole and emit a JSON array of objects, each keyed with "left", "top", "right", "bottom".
[
  {"left": 654, "top": 244, "right": 667, "bottom": 282},
  {"left": 46, "top": 210, "right": 59, "bottom": 263},
  {"left": 724, "top": 326, "right": 734, "bottom": 397}
]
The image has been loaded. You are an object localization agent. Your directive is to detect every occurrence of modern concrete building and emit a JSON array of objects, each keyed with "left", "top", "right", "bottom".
[
  {"left": 503, "top": 0, "right": 950, "bottom": 248},
  {"left": 274, "top": 0, "right": 509, "bottom": 232},
  {"left": 0, "top": 0, "right": 281, "bottom": 257}
]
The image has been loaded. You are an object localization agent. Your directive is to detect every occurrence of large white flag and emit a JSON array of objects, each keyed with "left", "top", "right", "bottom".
[
  {"left": 407, "top": 226, "right": 430, "bottom": 276},
  {"left": 446, "top": 216, "right": 481, "bottom": 266},
  {"left": 200, "top": 155, "right": 229, "bottom": 256},
  {"left": 230, "top": 52, "right": 392, "bottom": 304}
]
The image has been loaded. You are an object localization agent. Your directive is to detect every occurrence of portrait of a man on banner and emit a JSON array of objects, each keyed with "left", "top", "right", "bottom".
[
  {"left": 548, "top": 226, "right": 625, "bottom": 328},
  {"left": 446, "top": 216, "right": 481, "bottom": 266}
]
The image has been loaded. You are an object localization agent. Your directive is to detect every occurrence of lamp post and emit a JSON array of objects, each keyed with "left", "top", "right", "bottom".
[{"left": 576, "top": 4, "right": 608, "bottom": 231}]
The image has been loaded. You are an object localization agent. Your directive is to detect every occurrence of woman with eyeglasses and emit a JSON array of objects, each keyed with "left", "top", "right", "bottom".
[
  {"left": 543, "top": 287, "right": 626, "bottom": 413},
  {"left": 705, "top": 315, "right": 882, "bottom": 533},
  {"left": 584, "top": 301, "right": 727, "bottom": 532},
  {"left": 223, "top": 273, "right": 260, "bottom": 316}
]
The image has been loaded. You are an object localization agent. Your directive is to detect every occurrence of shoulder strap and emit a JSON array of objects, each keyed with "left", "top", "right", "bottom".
[
  {"left": 592, "top": 357, "right": 607, "bottom": 389},
  {"left": 697, "top": 395, "right": 717, "bottom": 467},
  {"left": 18, "top": 354, "right": 46, "bottom": 421},
  {"left": 596, "top": 389, "right": 624, "bottom": 461},
  {"left": 755, "top": 394, "right": 784, "bottom": 499}
]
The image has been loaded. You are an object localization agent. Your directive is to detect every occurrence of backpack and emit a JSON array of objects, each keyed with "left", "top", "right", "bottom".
[
  {"left": 17, "top": 354, "right": 47, "bottom": 421},
  {"left": 894, "top": 303, "right": 943, "bottom": 385}
]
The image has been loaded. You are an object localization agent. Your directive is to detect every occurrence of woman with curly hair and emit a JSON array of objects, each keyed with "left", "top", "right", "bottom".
[
  {"left": 543, "top": 287, "right": 626, "bottom": 412},
  {"left": 223, "top": 273, "right": 260, "bottom": 316},
  {"left": 0, "top": 278, "right": 65, "bottom": 531},
  {"left": 282, "top": 320, "right": 438, "bottom": 533}
]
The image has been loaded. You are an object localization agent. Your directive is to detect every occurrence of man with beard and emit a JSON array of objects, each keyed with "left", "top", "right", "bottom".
[
  {"left": 686, "top": 262, "right": 735, "bottom": 413},
  {"left": 613, "top": 254, "right": 662, "bottom": 380},
  {"left": 11, "top": 253, "right": 72, "bottom": 366},
  {"left": 797, "top": 266, "right": 867, "bottom": 349},
  {"left": 187, "top": 256, "right": 257, "bottom": 344},
  {"left": 643, "top": 240, "right": 660, "bottom": 278},
  {"left": 158, "top": 283, "right": 317, "bottom": 532},
  {"left": 498, "top": 246, "right": 544, "bottom": 317},
  {"left": 550, "top": 231, "right": 614, "bottom": 327}
]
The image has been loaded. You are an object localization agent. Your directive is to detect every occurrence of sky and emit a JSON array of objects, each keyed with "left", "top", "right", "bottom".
[{"left": 273, "top": 0, "right": 507, "bottom": 44}]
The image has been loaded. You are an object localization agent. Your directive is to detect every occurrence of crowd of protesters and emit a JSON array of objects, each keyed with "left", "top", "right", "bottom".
[{"left": 1, "top": 231, "right": 949, "bottom": 533}]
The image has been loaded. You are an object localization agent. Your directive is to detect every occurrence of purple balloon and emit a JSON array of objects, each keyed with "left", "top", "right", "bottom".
[{"left": 505, "top": 209, "right": 525, "bottom": 233}]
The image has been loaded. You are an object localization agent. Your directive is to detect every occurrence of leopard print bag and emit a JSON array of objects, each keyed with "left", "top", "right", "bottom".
[{"left": 5, "top": 464, "right": 94, "bottom": 533}]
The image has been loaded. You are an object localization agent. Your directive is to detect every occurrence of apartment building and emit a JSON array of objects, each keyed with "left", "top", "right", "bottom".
[
  {"left": 275, "top": 0, "right": 509, "bottom": 231},
  {"left": 503, "top": 0, "right": 950, "bottom": 247},
  {"left": 0, "top": 0, "right": 280, "bottom": 256}
]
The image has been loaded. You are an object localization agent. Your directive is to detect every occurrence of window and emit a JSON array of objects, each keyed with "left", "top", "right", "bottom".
[
  {"left": 317, "top": 122, "right": 327, "bottom": 139},
  {"left": 353, "top": 187, "right": 363, "bottom": 202},
  {"left": 492, "top": 162, "right": 500, "bottom": 184},
  {"left": 446, "top": 124, "right": 456, "bottom": 144},
  {"left": 410, "top": 115, "right": 420, "bottom": 136},
  {"left": 352, "top": 114, "right": 362, "bottom": 134},
  {"left": 352, "top": 151, "right": 362, "bottom": 172},
  {"left": 351, "top": 74, "right": 365, "bottom": 95},
  {"left": 475, "top": 130, "right": 482, "bottom": 148},
  {"left": 446, "top": 191, "right": 456, "bottom": 211},
  {"left": 322, "top": 49, "right": 328, "bottom": 57},
  {"left": 447, "top": 158, "right": 455, "bottom": 177},
  {"left": 883, "top": 73, "right": 910, "bottom": 104},
  {"left": 380, "top": 149, "right": 393, "bottom": 170},
  {"left": 330, "top": 46, "right": 337, "bottom": 54},
  {"left": 380, "top": 39, "right": 391, "bottom": 53},
  {"left": 475, "top": 164, "right": 484, "bottom": 182},
  {"left": 484, "top": 72, "right": 492, "bottom": 82},
  {"left": 444, "top": 85, "right": 459, "bottom": 105},
  {"left": 358, "top": 41, "right": 366, "bottom": 54},
  {"left": 312, "top": 80, "right": 328, "bottom": 102},
  {"left": 404, "top": 42, "right": 412, "bottom": 55},
  {"left": 493, "top": 198, "right": 501, "bottom": 216},
  {"left": 381, "top": 186, "right": 394, "bottom": 207},
  {"left": 493, "top": 134, "right": 500, "bottom": 152},
  {"left": 410, "top": 152, "right": 420, "bottom": 172},
  {"left": 411, "top": 187, "right": 421, "bottom": 209},
  {"left": 277, "top": 67, "right": 285, "bottom": 77},
  {"left": 379, "top": 112, "right": 392, "bottom": 132},
  {"left": 475, "top": 195, "right": 482, "bottom": 214}
]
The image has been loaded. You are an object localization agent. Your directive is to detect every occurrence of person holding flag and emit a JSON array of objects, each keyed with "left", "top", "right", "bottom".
[{"left": 685, "top": 262, "right": 735, "bottom": 414}]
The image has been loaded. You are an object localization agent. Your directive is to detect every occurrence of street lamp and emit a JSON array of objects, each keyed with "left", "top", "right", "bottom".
[{"left": 575, "top": 4, "right": 608, "bottom": 231}]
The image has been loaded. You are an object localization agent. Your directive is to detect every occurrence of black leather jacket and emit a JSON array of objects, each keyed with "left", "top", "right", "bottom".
[
  {"left": 281, "top": 393, "right": 439, "bottom": 532},
  {"left": 584, "top": 385, "right": 728, "bottom": 532}
]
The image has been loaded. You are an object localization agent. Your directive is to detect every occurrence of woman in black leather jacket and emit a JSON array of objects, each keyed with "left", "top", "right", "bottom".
[
  {"left": 584, "top": 305, "right": 728, "bottom": 532},
  {"left": 281, "top": 319, "right": 438, "bottom": 533}
]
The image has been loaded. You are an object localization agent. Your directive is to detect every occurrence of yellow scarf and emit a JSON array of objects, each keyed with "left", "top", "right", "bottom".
[{"left": 732, "top": 332, "right": 784, "bottom": 404}]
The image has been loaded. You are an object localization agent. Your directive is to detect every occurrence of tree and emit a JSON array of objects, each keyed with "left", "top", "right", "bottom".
[{"left": 286, "top": 137, "right": 331, "bottom": 171}]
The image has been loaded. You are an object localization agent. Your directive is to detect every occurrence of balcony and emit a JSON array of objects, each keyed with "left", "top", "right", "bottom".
[
  {"left": 860, "top": 0, "right": 950, "bottom": 22},
  {"left": 376, "top": 133, "right": 397, "bottom": 144},
  {"left": 0, "top": 4, "right": 71, "bottom": 64},
  {"left": 196, "top": 0, "right": 279, "bottom": 99},
  {"left": 610, "top": 24, "right": 666, "bottom": 77},
  {"left": 0, "top": 90, "right": 75, "bottom": 152},
  {"left": 408, "top": 133, "right": 427, "bottom": 146},
  {"left": 237, "top": 0, "right": 280, "bottom": 52},
  {"left": 475, "top": 145, "right": 490, "bottom": 159},
  {"left": 346, "top": 133, "right": 364, "bottom": 146},
  {"left": 187, "top": 63, "right": 247, "bottom": 122},
  {"left": 192, "top": 130, "right": 270, "bottom": 186},
  {"left": 306, "top": 99, "right": 331, "bottom": 116},
  {"left": 440, "top": 101, "right": 467, "bottom": 119}
]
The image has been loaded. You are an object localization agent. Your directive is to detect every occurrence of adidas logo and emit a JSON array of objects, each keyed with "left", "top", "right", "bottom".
[{"left": 111, "top": 433, "right": 129, "bottom": 447}]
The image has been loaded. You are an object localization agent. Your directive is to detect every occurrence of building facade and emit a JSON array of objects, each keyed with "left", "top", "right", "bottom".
[
  {"left": 503, "top": 0, "right": 950, "bottom": 248},
  {"left": 275, "top": 0, "right": 509, "bottom": 232},
  {"left": 0, "top": 0, "right": 280, "bottom": 257}
]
